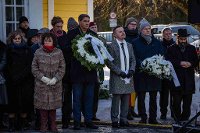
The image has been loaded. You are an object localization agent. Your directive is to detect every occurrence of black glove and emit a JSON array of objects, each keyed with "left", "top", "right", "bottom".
[
  {"left": 126, "top": 70, "right": 134, "bottom": 78},
  {"left": 120, "top": 72, "right": 127, "bottom": 79}
]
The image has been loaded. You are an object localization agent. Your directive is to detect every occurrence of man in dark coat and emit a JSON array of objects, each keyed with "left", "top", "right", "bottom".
[
  {"left": 124, "top": 17, "right": 139, "bottom": 120},
  {"left": 50, "top": 16, "right": 72, "bottom": 129},
  {"left": 18, "top": 16, "right": 30, "bottom": 39},
  {"left": 132, "top": 19, "right": 164, "bottom": 124},
  {"left": 166, "top": 29, "right": 198, "bottom": 122},
  {"left": 66, "top": 14, "right": 98, "bottom": 130},
  {"left": 159, "top": 27, "right": 175, "bottom": 120}
]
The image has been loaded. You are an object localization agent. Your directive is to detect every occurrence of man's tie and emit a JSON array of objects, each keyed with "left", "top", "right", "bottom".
[{"left": 120, "top": 43, "right": 127, "bottom": 70}]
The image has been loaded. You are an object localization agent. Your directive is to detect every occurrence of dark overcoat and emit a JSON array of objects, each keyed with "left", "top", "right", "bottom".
[
  {"left": 166, "top": 44, "right": 199, "bottom": 94},
  {"left": 66, "top": 26, "right": 98, "bottom": 83},
  {"left": 132, "top": 35, "right": 164, "bottom": 92},
  {"left": 5, "top": 43, "right": 34, "bottom": 112}
]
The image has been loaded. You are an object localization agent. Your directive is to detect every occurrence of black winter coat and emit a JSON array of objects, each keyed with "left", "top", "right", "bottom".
[
  {"left": 5, "top": 43, "right": 34, "bottom": 112},
  {"left": 66, "top": 26, "right": 97, "bottom": 83},
  {"left": 133, "top": 35, "right": 164, "bottom": 92},
  {"left": 166, "top": 44, "right": 199, "bottom": 94},
  {"left": 51, "top": 30, "right": 70, "bottom": 83}
]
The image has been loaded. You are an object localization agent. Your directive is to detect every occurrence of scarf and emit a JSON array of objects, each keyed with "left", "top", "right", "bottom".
[
  {"left": 141, "top": 34, "right": 152, "bottom": 44},
  {"left": 11, "top": 42, "right": 27, "bottom": 49},
  {"left": 43, "top": 45, "right": 55, "bottom": 53},
  {"left": 51, "top": 29, "right": 63, "bottom": 37},
  {"left": 116, "top": 39, "right": 130, "bottom": 84}
]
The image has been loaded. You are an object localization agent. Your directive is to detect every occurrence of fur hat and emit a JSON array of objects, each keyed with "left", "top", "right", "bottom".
[
  {"left": 125, "top": 17, "right": 137, "bottom": 27},
  {"left": 19, "top": 16, "right": 29, "bottom": 24},
  {"left": 67, "top": 17, "right": 78, "bottom": 31},
  {"left": 139, "top": 18, "right": 151, "bottom": 31}
]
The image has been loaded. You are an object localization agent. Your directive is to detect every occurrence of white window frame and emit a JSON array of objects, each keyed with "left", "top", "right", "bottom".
[{"left": 1, "top": 0, "right": 28, "bottom": 42}]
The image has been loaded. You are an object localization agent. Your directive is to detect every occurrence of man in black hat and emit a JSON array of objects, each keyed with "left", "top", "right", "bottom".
[
  {"left": 166, "top": 28, "right": 199, "bottom": 122},
  {"left": 18, "top": 16, "right": 30, "bottom": 39}
]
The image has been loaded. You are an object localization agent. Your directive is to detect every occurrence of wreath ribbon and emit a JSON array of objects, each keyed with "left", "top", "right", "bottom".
[{"left": 84, "top": 34, "right": 114, "bottom": 64}]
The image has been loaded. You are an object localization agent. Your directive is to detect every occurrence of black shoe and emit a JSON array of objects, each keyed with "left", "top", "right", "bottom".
[
  {"left": 160, "top": 114, "right": 166, "bottom": 120},
  {"left": 112, "top": 122, "right": 119, "bottom": 128},
  {"left": 127, "top": 112, "right": 134, "bottom": 120},
  {"left": 73, "top": 122, "right": 80, "bottom": 130},
  {"left": 62, "top": 123, "right": 69, "bottom": 129},
  {"left": 120, "top": 121, "right": 129, "bottom": 127},
  {"left": 85, "top": 122, "right": 98, "bottom": 129},
  {"left": 92, "top": 117, "right": 100, "bottom": 121},
  {"left": 139, "top": 119, "right": 147, "bottom": 124},
  {"left": 130, "top": 107, "right": 140, "bottom": 118},
  {"left": 148, "top": 119, "right": 160, "bottom": 124}
]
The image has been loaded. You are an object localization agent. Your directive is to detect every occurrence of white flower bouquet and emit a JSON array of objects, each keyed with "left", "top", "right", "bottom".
[{"left": 141, "top": 55, "right": 172, "bottom": 79}]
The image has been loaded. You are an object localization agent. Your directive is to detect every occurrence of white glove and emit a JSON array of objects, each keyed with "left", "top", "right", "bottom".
[
  {"left": 41, "top": 76, "right": 51, "bottom": 84},
  {"left": 47, "top": 77, "right": 58, "bottom": 86}
]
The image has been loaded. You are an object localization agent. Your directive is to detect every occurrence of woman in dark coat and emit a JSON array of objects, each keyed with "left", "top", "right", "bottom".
[
  {"left": 0, "top": 40, "right": 7, "bottom": 129},
  {"left": 5, "top": 30, "right": 33, "bottom": 131}
]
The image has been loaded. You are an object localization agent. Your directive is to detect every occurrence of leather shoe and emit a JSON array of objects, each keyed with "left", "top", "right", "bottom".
[
  {"left": 92, "top": 117, "right": 100, "bottom": 121},
  {"left": 148, "top": 119, "right": 160, "bottom": 124},
  {"left": 85, "top": 122, "right": 98, "bottom": 129},
  {"left": 120, "top": 121, "right": 129, "bottom": 127},
  {"left": 139, "top": 119, "right": 147, "bottom": 124},
  {"left": 112, "top": 122, "right": 119, "bottom": 128},
  {"left": 73, "top": 122, "right": 80, "bottom": 130}
]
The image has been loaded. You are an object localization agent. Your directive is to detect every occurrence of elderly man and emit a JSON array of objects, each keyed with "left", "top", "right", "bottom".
[
  {"left": 132, "top": 19, "right": 164, "bottom": 124},
  {"left": 166, "top": 29, "right": 198, "bottom": 122},
  {"left": 159, "top": 27, "right": 175, "bottom": 120},
  {"left": 107, "top": 26, "right": 136, "bottom": 128}
]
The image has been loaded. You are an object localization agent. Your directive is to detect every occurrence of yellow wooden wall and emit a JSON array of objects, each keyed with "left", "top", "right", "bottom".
[
  {"left": 54, "top": 0, "right": 87, "bottom": 31},
  {"left": 42, "top": 0, "right": 88, "bottom": 31},
  {"left": 43, "top": 0, "right": 48, "bottom": 28}
]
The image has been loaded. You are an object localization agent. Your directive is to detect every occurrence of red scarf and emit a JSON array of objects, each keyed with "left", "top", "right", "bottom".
[{"left": 43, "top": 45, "right": 55, "bottom": 53}]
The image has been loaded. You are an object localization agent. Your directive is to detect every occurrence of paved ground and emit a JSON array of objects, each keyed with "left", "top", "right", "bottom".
[{"left": 1, "top": 68, "right": 199, "bottom": 133}]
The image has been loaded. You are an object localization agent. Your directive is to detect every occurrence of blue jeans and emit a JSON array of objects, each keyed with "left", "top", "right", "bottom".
[{"left": 72, "top": 83, "right": 95, "bottom": 123}]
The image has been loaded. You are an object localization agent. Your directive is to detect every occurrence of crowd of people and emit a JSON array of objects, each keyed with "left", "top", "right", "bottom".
[{"left": 0, "top": 13, "right": 199, "bottom": 132}]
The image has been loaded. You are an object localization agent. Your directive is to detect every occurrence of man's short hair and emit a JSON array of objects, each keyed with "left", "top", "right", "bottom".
[
  {"left": 113, "top": 26, "right": 122, "bottom": 34},
  {"left": 51, "top": 16, "right": 63, "bottom": 26},
  {"left": 78, "top": 14, "right": 90, "bottom": 21}
]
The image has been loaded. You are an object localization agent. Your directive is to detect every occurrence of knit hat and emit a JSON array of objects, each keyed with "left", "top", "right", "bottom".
[
  {"left": 125, "top": 17, "right": 137, "bottom": 27},
  {"left": 19, "top": 16, "right": 29, "bottom": 24},
  {"left": 139, "top": 18, "right": 151, "bottom": 31},
  {"left": 38, "top": 28, "right": 50, "bottom": 34},
  {"left": 89, "top": 22, "right": 97, "bottom": 27},
  {"left": 67, "top": 17, "right": 78, "bottom": 31}
]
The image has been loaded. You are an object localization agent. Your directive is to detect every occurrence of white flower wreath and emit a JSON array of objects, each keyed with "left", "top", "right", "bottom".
[{"left": 72, "top": 34, "right": 113, "bottom": 71}]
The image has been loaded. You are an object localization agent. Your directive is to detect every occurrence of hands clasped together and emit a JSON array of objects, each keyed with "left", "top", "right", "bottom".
[
  {"left": 180, "top": 61, "right": 191, "bottom": 68},
  {"left": 41, "top": 76, "right": 58, "bottom": 85},
  {"left": 119, "top": 70, "right": 134, "bottom": 79}
]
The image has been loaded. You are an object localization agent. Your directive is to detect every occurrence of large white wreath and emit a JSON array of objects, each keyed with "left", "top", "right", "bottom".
[{"left": 72, "top": 34, "right": 113, "bottom": 71}]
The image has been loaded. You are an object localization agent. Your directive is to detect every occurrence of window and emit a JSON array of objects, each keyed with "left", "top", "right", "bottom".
[{"left": 2, "top": 0, "right": 28, "bottom": 40}]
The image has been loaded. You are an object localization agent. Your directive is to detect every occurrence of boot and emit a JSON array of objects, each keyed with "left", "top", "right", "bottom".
[
  {"left": 20, "top": 117, "right": 29, "bottom": 131},
  {"left": 8, "top": 118, "right": 15, "bottom": 132},
  {"left": 49, "top": 110, "right": 57, "bottom": 132},
  {"left": 40, "top": 110, "right": 48, "bottom": 132},
  {"left": 127, "top": 108, "right": 134, "bottom": 120}
]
